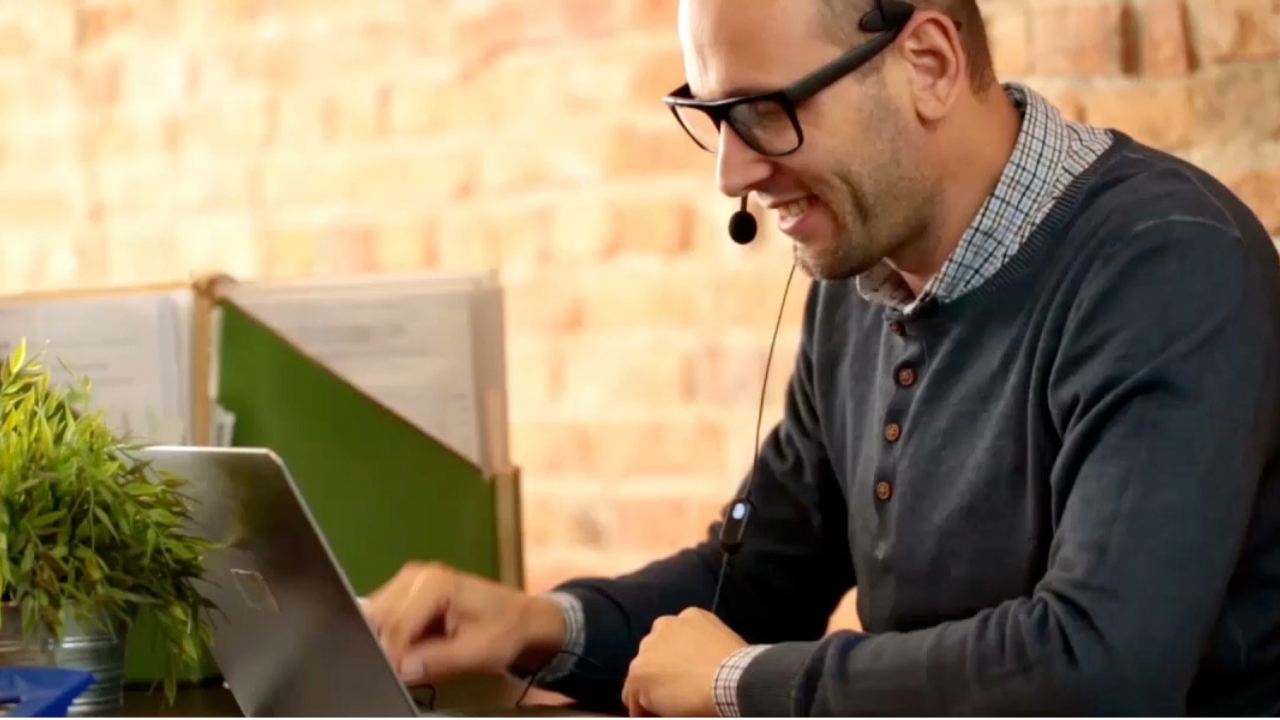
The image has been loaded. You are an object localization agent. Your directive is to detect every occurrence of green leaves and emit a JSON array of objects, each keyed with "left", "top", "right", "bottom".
[
  {"left": 0, "top": 338, "right": 219, "bottom": 706},
  {"left": 8, "top": 337, "right": 26, "bottom": 376}
]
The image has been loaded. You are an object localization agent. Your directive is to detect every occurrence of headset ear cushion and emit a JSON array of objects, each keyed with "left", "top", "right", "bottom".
[{"left": 859, "top": 0, "right": 916, "bottom": 33}]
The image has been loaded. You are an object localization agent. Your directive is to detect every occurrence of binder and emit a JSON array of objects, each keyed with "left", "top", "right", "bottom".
[
  {"left": 0, "top": 281, "right": 217, "bottom": 684},
  {"left": 0, "top": 271, "right": 524, "bottom": 685},
  {"left": 191, "top": 271, "right": 523, "bottom": 592},
  {"left": 0, "top": 282, "right": 196, "bottom": 446}
]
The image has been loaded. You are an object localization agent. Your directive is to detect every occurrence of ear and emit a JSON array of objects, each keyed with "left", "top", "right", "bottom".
[{"left": 894, "top": 11, "right": 965, "bottom": 122}]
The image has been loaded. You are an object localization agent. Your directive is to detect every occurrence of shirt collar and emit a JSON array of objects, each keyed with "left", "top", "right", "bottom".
[{"left": 855, "top": 82, "right": 1076, "bottom": 314}]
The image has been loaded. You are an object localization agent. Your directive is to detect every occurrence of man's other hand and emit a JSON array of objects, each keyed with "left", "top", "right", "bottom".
[
  {"left": 363, "top": 561, "right": 567, "bottom": 685},
  {"left": 621, "top": 607, "right": 747, "bottom": 717}
]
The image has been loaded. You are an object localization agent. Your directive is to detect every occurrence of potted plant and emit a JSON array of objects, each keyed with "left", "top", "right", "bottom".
[{"left": 0, "top": 338, "right": 217, "bottom": 714}]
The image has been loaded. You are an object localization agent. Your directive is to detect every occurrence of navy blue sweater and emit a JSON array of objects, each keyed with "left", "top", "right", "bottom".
[{"left": 546, "top": 133, "right": 1280, "bottom": 715}]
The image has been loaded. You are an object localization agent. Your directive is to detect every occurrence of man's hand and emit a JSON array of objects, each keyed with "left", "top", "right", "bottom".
[
  {"left": 363, "top": 561, "right": 567, "bottom": 685},
  {"left": 621, "top": 607, "right": 748, "bottom": 717}
]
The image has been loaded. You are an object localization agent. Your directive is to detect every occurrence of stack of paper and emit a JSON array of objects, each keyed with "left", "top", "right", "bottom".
[
  {"left": 0, "top": 290, "right": 192, "bottom": 446},
  {"left": 216, "top": 270, "right": 512, "bottom": 476}
]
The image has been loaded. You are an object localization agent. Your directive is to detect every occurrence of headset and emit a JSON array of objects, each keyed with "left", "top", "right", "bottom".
[{"left": 711, "top": 0, "right": 917, "bottom": 612}]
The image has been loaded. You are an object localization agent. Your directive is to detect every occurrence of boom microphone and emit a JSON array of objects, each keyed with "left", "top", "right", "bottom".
[{"left": 728, "top": 195, "right": 757, "bottom": 244}]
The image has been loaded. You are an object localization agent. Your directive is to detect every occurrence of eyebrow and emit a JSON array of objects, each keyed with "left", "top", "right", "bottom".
[{"left": 690, "top": 84, "right": 776, "bottom": 102}]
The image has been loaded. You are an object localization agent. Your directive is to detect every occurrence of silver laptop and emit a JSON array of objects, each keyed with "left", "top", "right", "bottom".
[{"left": 136, "top": 445, "right": 599, "bottom": 717}]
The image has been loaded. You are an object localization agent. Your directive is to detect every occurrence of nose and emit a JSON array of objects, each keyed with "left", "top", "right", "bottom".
[{"left": 715, "top": 125, "right": 772, "bottom": 200}]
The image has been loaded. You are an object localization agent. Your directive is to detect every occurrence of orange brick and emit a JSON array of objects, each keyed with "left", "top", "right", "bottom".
[
  {"left": 102, "top": 230, "right": 182, "bottom": 286},
  {"left": 577, "top": 267, "right": 705, "bottom": 330},
  {"left": 707, "top": 267, "right": 811, "bottom": 331},
  {"left": 181, "top": 93, "right": 274, "bottom": 152},
  {"left": 388, "top": 78, "right": 475, "bottom": 136},
  {"left": 448, "top": 1, "right": 558, "bottom": 64},
  {"left": 175, "top": 212, "right": 260, "bottom": 277},
  {"left": 0, "top": 22, "right": 32, "bottom": 59},
  {"left": 1028, "top": 1, "right": 1124, "bottom": 76},
  {"left": 0, "top": 5, "right": 74, "bottom": 59},
  {"left": 560, "top": 0, "right": 614, "bottom": 37},
  {"left": 74, "top": 229, "right": 109, "bottom": 287},
  {"left": 1224, "top": 168, "right": 1280, "bottom": 234},
  {"left": 721, "top": 401, "right": 789, "bottom": 484},
  {"left": 0, "top": 184, "right": 76, "bottom": 226},
  {"left": 375, "top": 218, "right": 438, "bottom": 273},
  {"left": 505, "top": 335, "right": 565, "bottom": 411},
  {"left": 1190, "top": 64, "right": 1280, "bottom": 145},
  {"left": 269, "top": 89, "right": 331, "bottom": 148},
  {"left": 478, "top": 125, "right": 610, "bottom": 194},
  {"left": 691, "top": 334, "right": 802, "bottom": 407},
  {"left": 558, "top": 335, "right": 694, "bottom": 411},
  {"left": 606, "top": 200, "right": 699, "bottom": 258},
  {"left": 548, "top": 198, "right": 700, "bottom": 264},
  {"left": 74, "top": 1, "right": 134, "bottom": 49},
  {"left": 262, "top": 145, "right": 478, "bottom": 208},
  {"left": 448, "top": 0, "right": 614, "bottom": 61},
  {"left": 982, "top": 1, "right": 1030, "bottom": 78},
  {"left": 627, "top": 45, "right": 688, "bottom": 105},
  {"left": 616, "top": 0, "right": 678, "bottom": 31},
  {"left": 74, "top": 56, "right": 122, "bottom": 109},
  {"left": 522, "top": 548, "right": 647, "bottom": 594},
  {"left": 1078, "top": 80, "right": 1198, "bottom": 150},
  {"left": 520, "top": 486, "right": 611, "bottom": 552},
  {"left": 263, "top": 224, "right": 317, "bottom": 277},
  {"left": 1033, "top": 82, "right": 1086, "bottom": 123},
  {"left": 315, "top": 220, "right": 380, "bottom": 275},
  {"left": 325, "top": 84, "right": 391, "bottom": 140},
  {"left": 609, "top": 493, "right": 729, "bottom": 555},
  {"left": 512, "top": 418, "right": 725, "bottom": 476},
  {"left": 826, "top": 589, "right": 863, "bottom": 633},
  {"left": 1139, "top": 0, "right": 1195, "bottom": 76},
  {"left": 504, "top": 272, "right": 586, "bottom": 334},
  {"left": 607, "top": 123, "right": 716, "bottom": 177},
  {"left": 1195, "top": 0, "right": 1280, "bottom": 63},
  {"left": 436, "top": 205, "right": 551, "bottom": 274}
]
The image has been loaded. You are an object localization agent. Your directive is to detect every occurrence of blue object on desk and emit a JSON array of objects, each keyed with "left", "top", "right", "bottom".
[{"left": 0, "top": 668, "right": 94, "bottom": 717}]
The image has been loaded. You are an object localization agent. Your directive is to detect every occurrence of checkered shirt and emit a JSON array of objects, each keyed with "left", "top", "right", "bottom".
[
  {"left": 857, "top": 82, "right": 1113, "bottom": 314},
  {"left": 536, "top": 82, "right": 1115, "bottom": 717}
]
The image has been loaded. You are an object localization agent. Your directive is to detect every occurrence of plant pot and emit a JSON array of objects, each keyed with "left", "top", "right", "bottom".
[{"left": 0, "top": 603, "right": 127, "bottom": 717}]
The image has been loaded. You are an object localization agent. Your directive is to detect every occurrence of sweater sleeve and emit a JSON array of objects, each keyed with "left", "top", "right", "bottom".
[
  {"left": 736, "top": 218, "right": 1280, "bottom": 715},
  {"left": 537, "top": 283, "right": 856, "bottom": 714}
]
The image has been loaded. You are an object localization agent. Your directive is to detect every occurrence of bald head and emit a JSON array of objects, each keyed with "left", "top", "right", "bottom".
[
  {"left": 673, "top": 0, "right": 1018, "bottom": 282},
  {"left": 817, "top": 0, "right": 996, "bottom": 92}
]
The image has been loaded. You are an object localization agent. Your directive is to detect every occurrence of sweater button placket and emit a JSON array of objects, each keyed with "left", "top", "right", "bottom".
[
  {"left": 884, "top": 422, "right": 901, "bottom": 442},
  {"left": 875, "top": 480, "right": 893, "bottom": 502},
  {"left": 896, "top": 366, "right": 917, "bottom": 388}
]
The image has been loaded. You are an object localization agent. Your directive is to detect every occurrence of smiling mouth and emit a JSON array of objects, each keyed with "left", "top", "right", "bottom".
[{"left": 778, "top": 196, "right": 814, "bottom": 222}]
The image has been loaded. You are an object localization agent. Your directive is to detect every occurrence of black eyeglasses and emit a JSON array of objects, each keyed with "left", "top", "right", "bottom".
[{"left": 662, "top": 0, "right": 922, "bottom": 157}]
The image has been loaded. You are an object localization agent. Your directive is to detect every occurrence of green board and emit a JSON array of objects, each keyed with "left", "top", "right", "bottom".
[
  {"left": 211, "top": 299, "right": 499, "bottom": 591},
  {"left": 127, "top": 298, "right": 500, "bottom": 685}
]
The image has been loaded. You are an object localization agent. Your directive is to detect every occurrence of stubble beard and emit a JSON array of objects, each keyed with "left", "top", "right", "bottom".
[{"left": 792, "top": 170, "right": 885, "bottom": 281}]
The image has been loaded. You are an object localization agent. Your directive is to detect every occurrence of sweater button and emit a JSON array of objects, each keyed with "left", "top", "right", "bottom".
[
  {"left": 896, "top": 366, "right": 916, "bottom": 387},
  {"left": 884, "top": 422, "right": 901, "bottom": 442},
  {"left": 888, "top": 320, "right": 905, "bottom": 336},
  {"left": 875, "top": 480, "right": 893, "bottom": 501}
]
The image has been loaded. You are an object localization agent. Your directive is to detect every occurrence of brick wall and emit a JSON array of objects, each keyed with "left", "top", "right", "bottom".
[{"left": 1, "top": 0, "right": 1277, "bottom": 631}]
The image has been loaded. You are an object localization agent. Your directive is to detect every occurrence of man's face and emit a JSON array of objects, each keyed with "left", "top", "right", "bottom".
[{"left": 678, "top": 0, "right": 938, "bottom": 281}]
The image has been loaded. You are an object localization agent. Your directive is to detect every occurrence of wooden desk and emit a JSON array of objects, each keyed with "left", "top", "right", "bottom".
[
  {"left": 122, "top": 676, "right": 576, "bottom": 717},
  {"left": 123, "top": 684, "right": 240, "bottom": 717}
]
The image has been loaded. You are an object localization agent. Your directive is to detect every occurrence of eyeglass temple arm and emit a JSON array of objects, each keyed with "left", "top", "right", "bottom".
[{"left": 786, "top": 1, "right": 913, "bottom": 100}]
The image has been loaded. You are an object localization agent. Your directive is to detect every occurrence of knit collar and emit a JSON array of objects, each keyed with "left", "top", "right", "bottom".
[{"left": 855, "top": 82, "right": 1107, "bottom": 315}]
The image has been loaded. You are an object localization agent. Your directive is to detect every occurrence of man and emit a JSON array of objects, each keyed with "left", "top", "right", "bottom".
[{"left": 365, "top": 0, "right": 1280, "bottom": 715}]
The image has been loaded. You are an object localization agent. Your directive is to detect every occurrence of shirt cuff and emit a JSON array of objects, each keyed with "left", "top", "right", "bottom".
[
  {"left": 713, "top": 644, "right": 771, "bottom": 717},
  {"left": 527, "top": 591, "right": 585, "bottom": 683}
]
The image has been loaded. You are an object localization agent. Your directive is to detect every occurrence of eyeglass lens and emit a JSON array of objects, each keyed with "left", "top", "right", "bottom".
[{"left": 674, "top": 98, "right": 800, "bottom": 155}]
